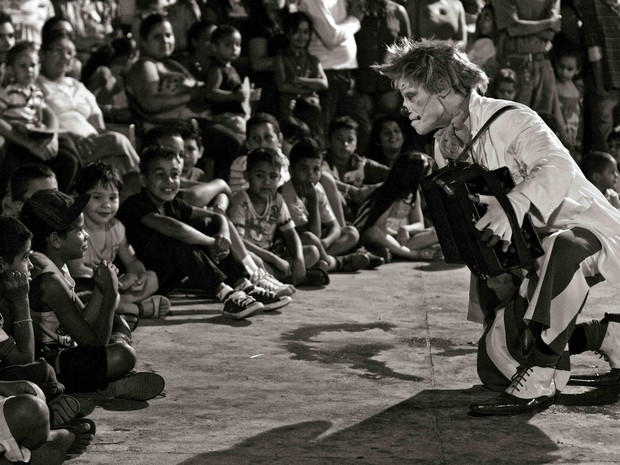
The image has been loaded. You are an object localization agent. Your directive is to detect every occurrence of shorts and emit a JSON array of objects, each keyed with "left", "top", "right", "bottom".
[
  {"left": 0, "top": 358, "right": 64, "bottom": 401},
  {"left": 47, "top": 345, "right": 108, "bottom": 393}
]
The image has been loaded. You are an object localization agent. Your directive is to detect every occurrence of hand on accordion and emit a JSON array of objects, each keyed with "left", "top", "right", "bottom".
[
  {"left": 469, "top": 194, "right": 512, "bottom": 251},
  {"left": 469, "top": 192, "right": 531, "bottom": 253}
]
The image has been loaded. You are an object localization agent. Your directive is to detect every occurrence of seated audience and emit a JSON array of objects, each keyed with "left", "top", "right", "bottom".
[
  {"left": 229, "top": 113, "right": 290, "bottom": 194},
  {"left": 125, "top": 13, "right": 243, "bottom": 180},
  {"left": 67, "top": 162, "right": 170, "bottom": 331},
  {"left": 20, "top": 189, "right": 165, "bottom": 399},
  {"left": 117, "top": 146, "right": 290, "bottom": 319},
  {"left": 280, "top": 137, "right": 378, "bottom": 270},
  {"left": 353, "top": 151, "right": 442, "bottom": 261},
  {"left": 139, "top": 125, "right": 295, "bottom": 298},
  {"left": 364, "top": 114, "right": 411, "bottom": 167},
  {"left": 81, "top": 37, "right": 138, "bottom": 124},
  {"left": 202, "top": 24, "right": 260, "bottom": 132},
  {"left": 228, "top": 147, "right": 328, "bottom": 286},
  {"left": 322, "top": 116, "right": 390, "bottom": 221}
]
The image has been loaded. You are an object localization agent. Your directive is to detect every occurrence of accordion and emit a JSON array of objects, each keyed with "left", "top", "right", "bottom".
[{"left": 421, "top": 162, "right": 544, "bottom": 279}]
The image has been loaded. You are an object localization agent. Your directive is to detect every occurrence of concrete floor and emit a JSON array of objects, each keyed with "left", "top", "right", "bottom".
[{"left": 68, "top": 260, "right": 620, "bottom": 465}]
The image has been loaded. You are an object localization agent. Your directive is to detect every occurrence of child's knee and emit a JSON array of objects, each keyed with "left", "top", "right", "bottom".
[
  {"left": 3, "top": 394, "right": 50, "bottom": 448},
  {"left": 341, "top": 225, "right": 360, "bottom": 245},
  {"left": 105, "top": 343, "right": 137, "bottom": 376},
  {"left": 304, "top": 245, "right": 320, "bottom": 265},
  {"left": 144, "top": 270, "right": 159, "bottom": 293},
  {"left": 363, "top": 226, "right": 382, "bottom": 242},
  {"left": 300, "top": 231, "right": 320, "bottom": 246}
]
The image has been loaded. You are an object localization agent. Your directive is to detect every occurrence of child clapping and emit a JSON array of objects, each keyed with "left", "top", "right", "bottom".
[{"left": 67, "top": 162, "right": 170, "bottom": 330}]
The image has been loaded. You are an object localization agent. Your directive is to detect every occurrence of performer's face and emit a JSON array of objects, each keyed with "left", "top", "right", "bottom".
[{"left": 398, "top": 79, "right": 449, "bottom": 135}]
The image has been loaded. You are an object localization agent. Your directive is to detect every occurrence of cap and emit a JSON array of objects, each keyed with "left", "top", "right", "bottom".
[{"left": 20, "top": 189, "right": 90, "bottom": 233}]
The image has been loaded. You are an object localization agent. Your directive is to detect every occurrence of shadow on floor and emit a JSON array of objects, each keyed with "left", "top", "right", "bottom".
[{"left": 174, "top": 386, "right": 562, "bottom": 465}]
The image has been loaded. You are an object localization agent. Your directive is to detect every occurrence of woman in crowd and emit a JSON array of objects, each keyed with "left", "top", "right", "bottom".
[
  {"left": 36, "top": 30, "right": 139, "bottom": 176},
  {"left": 124, "top": 13, "right": 243, "bottom": 180},
  {"left": 364, "top": 114, "right": 412, "bottom": 167}
]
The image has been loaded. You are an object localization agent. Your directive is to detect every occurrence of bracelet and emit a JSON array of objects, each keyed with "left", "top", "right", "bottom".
[{"left": 13, "top": 318, "right": 33, "bottom": 327}]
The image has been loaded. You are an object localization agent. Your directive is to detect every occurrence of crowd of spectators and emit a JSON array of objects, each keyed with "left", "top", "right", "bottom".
[{"left": 0, "top": 0, "right": 618, "bottom": 461}]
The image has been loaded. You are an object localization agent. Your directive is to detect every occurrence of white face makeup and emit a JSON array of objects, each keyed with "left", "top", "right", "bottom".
[{"left": 398, "top": 80, "right": 449, "bottom": 135}]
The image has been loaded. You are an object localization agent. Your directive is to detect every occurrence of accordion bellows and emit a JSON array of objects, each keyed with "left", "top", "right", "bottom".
[{"left": 421, "top": 163, "right": 544, "bottom": 279}]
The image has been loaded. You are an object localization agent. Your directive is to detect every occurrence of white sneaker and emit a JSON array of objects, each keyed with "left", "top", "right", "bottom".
[
  {"left": 235, "top": 279, "right": 292, "bottom": 311},
  {"left": 250, "top": 269, "right": 295, "bottom": 297}
]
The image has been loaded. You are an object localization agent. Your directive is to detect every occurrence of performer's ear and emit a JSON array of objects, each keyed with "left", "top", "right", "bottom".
[{"left": 437, "top": 79, "right": 451, "bottom": 99}]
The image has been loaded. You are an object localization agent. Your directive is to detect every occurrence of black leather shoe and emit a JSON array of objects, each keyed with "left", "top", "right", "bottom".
[
  {"left": 567, "top": 369, "right": 620, "bottom": 387},
  {"left": 469, "top": 392, "right": 555, "bottom": 416}
]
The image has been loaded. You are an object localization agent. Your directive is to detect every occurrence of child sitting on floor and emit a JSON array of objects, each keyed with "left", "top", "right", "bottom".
[
  {"left": 117, "top": 146, "right": 291, "bottom": 318},
  {"left": 228, "top": 113, "right": 291, "bottom": 194},
  {"left": 0, "top": 216, "right": 99, "bottom": 460},
  {"left": 140, "top": 124, "right": 296, "bottom": 297},
  {"left": 322, "top": 116, "right": 390, "bottom": 222},
  {"left": 174, "top": 121, "right": 233, "bottom": 209},
  {"left": 228, "top": 147, "right": 328, "bottom": 286},
  {"left": 67, "top": 161, "right": 170, "bottom": 330},
  {"left": 280, "top": 137, "right": 375, "bottom": 271},
  {"left": 0, "top": 216, "right": 64, "bottom": 399},
  {"left": 353, "top": 151, "right": 442, "bottom": 261},
  {"left": 20, "top": 189, "right": 165, "bottom": 399}
]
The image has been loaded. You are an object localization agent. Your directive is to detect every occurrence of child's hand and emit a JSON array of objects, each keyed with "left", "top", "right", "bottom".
[
  {"left": 294, "top": 182, "right": 317, "bottom": 203},
  {"left": 249, "top": 84, "right": 262, "bottom": 102},
  {"left": 0, "top": 270, "right": 29, "bottom": 303},
  {"left": 213, "top": 233, "right": 231, "bottom": 253},
  {"left": 207, "top": 235, "right": 231, "bottom": 263},
  {"left": 291, "top": 259, "right": 306, "bottom": 285},
  {"left": 92, "top": 260, "right": 119, "bottom": 294},
  {"left": 605, "top": 188, "right": 620, "bottom": 209}
]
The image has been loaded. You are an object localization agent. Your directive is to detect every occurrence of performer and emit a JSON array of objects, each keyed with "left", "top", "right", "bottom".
[{"left": 374, "top": 38, "right": 620, "bottom": 415}]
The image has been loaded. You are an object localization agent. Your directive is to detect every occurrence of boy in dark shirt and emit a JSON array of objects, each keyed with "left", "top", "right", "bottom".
[{"left": 117, "top": 146, "right": 288, "bottom": 318}]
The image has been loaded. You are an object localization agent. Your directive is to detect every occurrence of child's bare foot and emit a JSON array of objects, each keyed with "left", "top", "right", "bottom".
[{"left": 51, "top": 417, "right": 96, "bottom": 457}]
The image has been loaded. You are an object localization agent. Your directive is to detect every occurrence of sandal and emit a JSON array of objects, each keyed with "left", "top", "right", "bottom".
[
  {"left": 98, "top": 371, "right": 165, "bottom": 401},
  {"left": 120, "top": 313, "right": 139, "bottom": 332},
  {"left": 302, "top": 267, "right": 330, "bottom": 287},
  {"left": 48, "top": 394, "right": 81, "bottom": 428},
  {"left": 139, "top": 295, "right": 171, "bottom": 318},
  {"left": 51, "top": 417, "right": 96, "bottom": 457}
]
